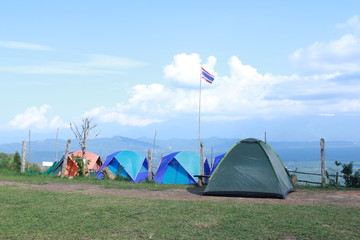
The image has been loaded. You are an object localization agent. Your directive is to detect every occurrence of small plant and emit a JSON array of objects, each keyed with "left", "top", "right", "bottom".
[
  {"left": 71, "top": 155, "right": 89, "bottom": 176},
  {"left": 26, "top": 163, "right": 42, "bottom": 174},
  {"left": 334, "top": 161, "right": 360, "bottom": 188}
]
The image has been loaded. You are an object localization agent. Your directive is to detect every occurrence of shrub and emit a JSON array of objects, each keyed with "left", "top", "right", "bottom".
[{"left": 335, "top": 161, "right": 360, "bottom": 188}]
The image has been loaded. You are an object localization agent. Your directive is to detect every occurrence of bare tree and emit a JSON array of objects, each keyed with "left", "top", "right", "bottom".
[{"left": 70, "top": 118, "right": 100, "bottom": 176}]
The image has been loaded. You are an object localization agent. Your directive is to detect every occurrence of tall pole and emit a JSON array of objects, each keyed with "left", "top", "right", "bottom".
[
  {"left": 147, "top": 149, "right": 152, "bottom": 181},
  {"left": 55, "top": 128, "right": 59, "bottom": 162},
  {"left": 320, "top": 138, "right": 326, "bottom": 187},
  {"left": 21, "top": 140, "right": 26, "bottom": 173},
  {"left": 28, "top": 130, "right": 31, "bottom": 171},
  {"left": 264, "top": 131, "right": 267, "bottom": 143},
  {"left": 198, "top": 65, "right": 202, "bottom": 153}
]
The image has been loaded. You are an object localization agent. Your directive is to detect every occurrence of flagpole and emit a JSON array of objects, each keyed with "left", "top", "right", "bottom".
[
  {"left": 198, "top": 65, "right": 202, "bottom": 154},
  {"left": 198, "top": 65, "right": 204, "bottom": 177}
]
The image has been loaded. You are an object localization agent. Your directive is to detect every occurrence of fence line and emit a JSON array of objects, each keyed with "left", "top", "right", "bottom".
[
  {"left": 297, "top": 180, "right": 322, "bottom": 185},
  {"left": 288, "top": 170, "right": 345, "bottom": 186}
]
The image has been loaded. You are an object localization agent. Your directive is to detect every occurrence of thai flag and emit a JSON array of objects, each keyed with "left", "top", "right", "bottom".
[{"left": 201, "top": 67, "right": 215, "bottom": 84}]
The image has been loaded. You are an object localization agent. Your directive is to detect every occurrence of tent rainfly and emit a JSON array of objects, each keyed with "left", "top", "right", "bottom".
[
  {"left": 154, "top": 151, "right": 208, "bottom": 184},
  {"left": 204, "top": 138, "right": 294, "bottom": 199},
  {"left": 96, "top": 150, "right": 148, "bottom": 182},
  {"left": 48, "top": 151, "right": 102, "bottom": 177},
  {"left": 210, "top": 153, "right": 225, "bottom": 175},
  {"left": 204, "top": 158, "right": 211, "bottom": 176}
]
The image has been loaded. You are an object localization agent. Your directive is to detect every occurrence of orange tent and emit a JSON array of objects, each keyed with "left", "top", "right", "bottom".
[{"left": 62, "top": 151, "right": 102, "bottom": 177}]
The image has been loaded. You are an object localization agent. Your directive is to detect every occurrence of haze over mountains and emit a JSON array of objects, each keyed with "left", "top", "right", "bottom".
[{"left": 0, "top": 136, "right": 237, "bottom": 164}]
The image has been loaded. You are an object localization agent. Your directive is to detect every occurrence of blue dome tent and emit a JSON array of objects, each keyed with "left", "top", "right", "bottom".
[
  {"left": 210, "top": 153, "right": 225, "bottom": 175},
  {"left": 96, "top": 150, "right": 148, "bottom": 182},
  {"left": 154, "top": 151, "right": 204, "bottom": 184}
]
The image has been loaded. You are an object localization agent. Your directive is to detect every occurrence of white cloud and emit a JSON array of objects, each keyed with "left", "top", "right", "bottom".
[
  {"left": 290, "top": 16, "right": 360, "bottom": 74},
  {"left": 86, "top": 54, "right": 145, "bottom": 68},
  {"left": 0, "top": 54, "right": 145, "bottom": 75},
  {"left": 318, "top": 113, "right": 335, "bottom": 117},
  {"left": 337, "top": 15, "right": 360, "bottom": 31},
  {"left": 86, "top": 56, "right": 304, "bottom": 125},
  {"left": 0, "top": 41, "right": 53, "bottom": 50},
  {"left": 9, "top": 105, "right": 68, "bottom": 129},
  {"left": 290, "top": 34, "right": 360, "bottom": 73},
  {"left": 163, "top": 53, "right": 216, "bottom": 87},
  {"left": 84, "top": 45, "right": 360, "bottom": 126},
  {"left": 83, "top": 105, "right": 165, "bottom": 127}
]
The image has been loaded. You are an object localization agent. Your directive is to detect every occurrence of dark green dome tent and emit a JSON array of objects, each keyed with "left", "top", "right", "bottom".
[{"left": 204, "top": 138, "right": 294, "bottom": 199}]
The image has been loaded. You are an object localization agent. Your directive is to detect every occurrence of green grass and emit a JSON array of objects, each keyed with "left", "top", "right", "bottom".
[
  {"left": 0, "top": 186, "right": 358, "bottom": 240},
  {"left": 0, "top": 169, "right": 193, "bottom": 191},
  {"left": 1, "top": 170, "right": 359, "bottom": 239}
]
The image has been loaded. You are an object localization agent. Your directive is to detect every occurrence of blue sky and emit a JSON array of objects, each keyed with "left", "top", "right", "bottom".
[{"left": 1, "top": 0, "right": 360, "bottom": 143}]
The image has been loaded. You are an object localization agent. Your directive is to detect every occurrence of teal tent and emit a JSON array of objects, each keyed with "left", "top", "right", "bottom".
[
  {"left": 96, "top": 151, "right": 148, "bottom": 182},
  {"left": 154, "top": 151, "right": 201, "bottom": 184},
  {"left": 204, "top": 138, "right": 294, "bottom": 199}
]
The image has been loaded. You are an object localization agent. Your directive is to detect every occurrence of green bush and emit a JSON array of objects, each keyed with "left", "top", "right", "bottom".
[
  {"left": 335, "top": 161, "right": 360, "bottom": 188},
  {"left": 27, "top": 163, "right": 42, "bottom": 174},
  {"left": 13, "top": 151, "right": 21, "bottom": 171},
  {"left": 0, "top": 152, "right": 22, "bottom": 171}
]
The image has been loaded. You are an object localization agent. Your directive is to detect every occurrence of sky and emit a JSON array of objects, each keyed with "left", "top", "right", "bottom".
[{"left": 1, "top": 0, "right": 360, "bottom": 143}]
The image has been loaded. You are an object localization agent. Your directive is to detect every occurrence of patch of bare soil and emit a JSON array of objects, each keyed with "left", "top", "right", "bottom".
[{"left": 1, "top": 181, "right": 359, "bottom": 207}]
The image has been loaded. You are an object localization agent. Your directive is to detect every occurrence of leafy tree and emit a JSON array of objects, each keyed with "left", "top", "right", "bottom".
[
  {"left": 13, "top": 151, "right": 22, "bottom": 171},
  {"left": 0, "top": 153, "right": 12, "bottom": 169},
  {"left": 335, "top": 161, "right": 360, "bottom": 188}
]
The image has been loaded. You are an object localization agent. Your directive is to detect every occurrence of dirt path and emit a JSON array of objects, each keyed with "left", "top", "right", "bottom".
[{"left": 1, "top": 181, "right": 359, "bottom": 207}]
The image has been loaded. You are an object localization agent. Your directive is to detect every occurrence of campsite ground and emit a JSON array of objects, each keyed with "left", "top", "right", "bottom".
[
  {"left": 1, "top": 180, "right": 359, "bottom": 207},
  {"left": 1, "top": 178, "right": 360, "bottom": 239}
]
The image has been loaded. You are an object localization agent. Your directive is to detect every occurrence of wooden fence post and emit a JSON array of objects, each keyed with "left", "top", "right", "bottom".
[
  {"left": 21, "top": 140, "right": 26, "bottom": 173},
  {"left": 336, "top": 172, "right": 339, "bottom": 186},
  {"left": 200, "top": 141, "right": 204, "bottom": 175},
  {"left": 320, "top": 138, "right": 326, "bottom": 186},
  {"left": 197, "top": 142, "right": 205, "bottom": 186},
  {"left": 61, "top": 139, "right": 71, "bottom": 177},
  {"left": 147, "top": 149, "right": 152, "bottom": 182},
  {"left": 291, "top": 174, "right": 298, "bottom": 185}
]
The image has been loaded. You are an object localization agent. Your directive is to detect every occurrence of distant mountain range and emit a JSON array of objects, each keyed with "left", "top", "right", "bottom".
[
  {"left": 0, "top": 136, "right": 238, "bottom": 163},
  {"left": 0, "top": 136, "right": 359, "bottom": 171}
]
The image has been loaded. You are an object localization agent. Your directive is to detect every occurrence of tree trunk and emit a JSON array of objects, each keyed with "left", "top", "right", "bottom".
[
  {"left": 21, "top": 140, "right": 26, "bottom": 173},
  {"left": 82, "top": 122, "right": 89, "bottom": 176},
  {"left": 61, "top": 140, "right": 71, "bottom": 177}
]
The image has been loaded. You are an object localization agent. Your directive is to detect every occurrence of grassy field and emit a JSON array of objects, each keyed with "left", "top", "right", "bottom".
[
  {"left": 0, "top": 169, "right": 191, "bottom": 191},
  {"left": 0, "top": 171, "right": 359, "bottom": 239}
]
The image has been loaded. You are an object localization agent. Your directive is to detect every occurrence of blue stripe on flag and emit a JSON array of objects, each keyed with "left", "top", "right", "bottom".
[{"left": 201, "top": 67, "right": 215, "bottom": 84}]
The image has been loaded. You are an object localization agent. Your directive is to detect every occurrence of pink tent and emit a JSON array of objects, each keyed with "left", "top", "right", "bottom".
[{"left": 62, "top": 151, "right": 102, "bottom": 177}]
